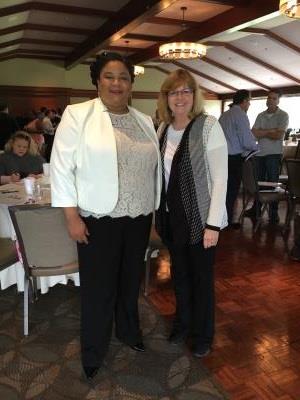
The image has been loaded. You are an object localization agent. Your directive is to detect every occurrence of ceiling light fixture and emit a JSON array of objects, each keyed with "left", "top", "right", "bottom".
[
  {"left": 279, "top": 0, "right": 300, "bottom": 18},
  {"left": 134, "top": 65, "right": 145, "bottom": 76},
  {"left": 159, "top": 7, "right": 207, "bottom": 60}
]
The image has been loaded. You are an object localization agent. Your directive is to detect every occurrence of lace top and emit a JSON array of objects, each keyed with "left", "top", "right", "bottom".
[{"left": 80, "top": 112, "right": 157, "bottom": 219}]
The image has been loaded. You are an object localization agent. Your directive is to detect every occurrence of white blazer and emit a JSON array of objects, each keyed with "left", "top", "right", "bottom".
[{"left": 50, "top": 98, "right": 162, "bottom": 214}]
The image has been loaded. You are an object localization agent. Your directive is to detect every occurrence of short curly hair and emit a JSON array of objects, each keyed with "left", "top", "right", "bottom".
[
  {"left": 232, "top": 90, "right": 250, "bottom": 105},
  {"left": 90, "top": 52, "right": 135, "bottom": 88}
]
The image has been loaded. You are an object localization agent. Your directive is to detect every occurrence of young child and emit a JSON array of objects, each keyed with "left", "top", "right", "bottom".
[{"left": 0, "top": 131, "right": 45, "bottom": 184}]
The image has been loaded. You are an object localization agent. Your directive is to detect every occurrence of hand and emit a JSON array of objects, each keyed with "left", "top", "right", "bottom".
[
  {"left": 10, "top": 173, "right": 20, "bottom": 183},
  {"left": 203, "top": 228, "right": 219, "bottom": 249},
  {"left": 66, "top": 214, "right": 89, "bottom": 244}
]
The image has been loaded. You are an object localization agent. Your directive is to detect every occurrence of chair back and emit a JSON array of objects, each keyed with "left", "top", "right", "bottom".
[
  {"left": 295, "top": 141, "right": 300, "bottom": 159},
  {"left": 242, "top": 158, "right": 258, "bottom": 196},
  {"left": 0, "top": 237, "right": 18, "bottom": 271},
  {"left": 8, "top": 205, "right": 78, "bottom": 277},
  {"left": 286, "top": 159, "right": 300, "bottom": 199}
]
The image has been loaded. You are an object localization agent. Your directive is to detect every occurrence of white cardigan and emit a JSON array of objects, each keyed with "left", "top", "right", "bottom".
[{"left": 50, "top": 98, "right": 162, "bottom": 214}]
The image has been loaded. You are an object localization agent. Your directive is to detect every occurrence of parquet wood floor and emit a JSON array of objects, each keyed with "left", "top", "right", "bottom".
[{"left": 147, "top": 214, "right": 300, "bottom": 399}]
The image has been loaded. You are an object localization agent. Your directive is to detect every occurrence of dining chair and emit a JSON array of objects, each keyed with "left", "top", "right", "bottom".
[
  {"left": 0, "top": 237, "right": 18, "bottom": 272},
  {"left": 281, "top": 143, "right": 298, "bottom": 176},
  {"left": 239, "top": 158, "right": 289, "bottom": 232},
  {"left": 144, "top": 225, "right": 164, "bottom": 296},
  {"left": 285, "top": 159, "right": 300, "bottom": 228},
  {"left": 8, "top": 205, "right": 78, "bottom": 335},
  {"left": 295, "top": 141, "right": 300, "bottom": 159}
]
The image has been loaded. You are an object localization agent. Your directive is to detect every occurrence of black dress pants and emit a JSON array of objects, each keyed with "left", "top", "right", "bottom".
[
  {"left": 168, "top": 242, "right": 216, "bottom": 346},
  {"left": 226, "top": 154, "right": 243, "bottom": 224},
  {"left": 77, "top": 214, "right": 152, "bottom": 368}
]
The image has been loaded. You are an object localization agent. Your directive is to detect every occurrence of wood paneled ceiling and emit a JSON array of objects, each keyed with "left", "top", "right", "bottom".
[{"left": 1, "top": 0, "right": 299, "bottom": 97}]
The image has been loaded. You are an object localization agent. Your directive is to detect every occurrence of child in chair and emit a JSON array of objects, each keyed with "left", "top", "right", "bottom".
[{"left": 0, "top": 131, "right": 45, "bottom": 185}]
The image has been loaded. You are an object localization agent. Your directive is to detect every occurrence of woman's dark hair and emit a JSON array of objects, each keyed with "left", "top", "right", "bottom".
[{"left": 90, "top": 52, "right": 135, "bottom": 87}]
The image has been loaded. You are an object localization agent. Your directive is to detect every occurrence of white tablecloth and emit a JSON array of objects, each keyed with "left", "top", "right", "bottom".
[{"left": 0, "top": 182, "right": 80, "bottom": 293}]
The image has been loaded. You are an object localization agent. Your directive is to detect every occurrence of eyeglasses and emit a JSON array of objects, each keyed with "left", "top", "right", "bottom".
[{"left": 167, "top": 88, "right": 193, "bottom": 97}]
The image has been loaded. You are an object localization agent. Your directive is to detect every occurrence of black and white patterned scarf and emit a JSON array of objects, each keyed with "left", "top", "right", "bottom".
[{"left": 159, "top": 114, "right": 210, "bottom": 244}]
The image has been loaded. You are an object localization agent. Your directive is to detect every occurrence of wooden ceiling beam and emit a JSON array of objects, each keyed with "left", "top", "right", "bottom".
[
  {"left": 202, "top": 56, "right": 271, "bottom": 90},
  {"left": 0, "top": 38, "right": 78, "bottom": 49},
  {"left": 107, "top": 45, "right": 144, "bottom": 53},
  {"left": 0, "top": 23, "right": 93, "bottom": 36},
  {"left": 0, "top": 50, "right": 65, "bottom": 61},
  {"left": 0, "top": 1, "right": 116, "bottom": 18},
  {"left": 65, "top": 0, "right": 178, "bottom": 70},
  {"left": 147, "top": 17, "right": 199, "bottom": 27},
  {"left": 124, "top": 33, "right": 167, "bottom": 42},
  {"left": 5, "top": 48, "right": 68, "bottom": 57},
  {"left": 203, "top": 0, "right": 249, "bottom": 5},
  {"left": 206, "top": 41, "right": 300, "bottom": 85},
  {"left": 172, "top": 60, "right": 237, "bottom": 91},
  {"left": 241, "top": 28, "right": 300, "bottom": 55},
  {"left": 129, "top": 0, "right": 279, "bottom": 64}
]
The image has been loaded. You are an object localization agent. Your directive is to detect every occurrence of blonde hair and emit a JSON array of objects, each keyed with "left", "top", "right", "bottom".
[
  {"left": 157, "top": 69, "right": 205, "bottom": 124},
  {"left": 5, "top": 131, "right": 39, "bottom": 156}
]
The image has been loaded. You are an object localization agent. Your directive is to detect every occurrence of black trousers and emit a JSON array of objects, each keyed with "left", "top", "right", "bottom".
[
  {"left": 77, "top": 213, "right": 152, "bottom": 368},
  {"left": 226, "top": 154, "right": 243, "bottom": 224},
  {"left": 168, "top": 242, "right": 216, "bottom": 346}
]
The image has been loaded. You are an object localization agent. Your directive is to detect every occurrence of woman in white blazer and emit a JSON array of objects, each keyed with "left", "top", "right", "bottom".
[{"left": 51, "top": 52, "right": 161, "bottom": 381}]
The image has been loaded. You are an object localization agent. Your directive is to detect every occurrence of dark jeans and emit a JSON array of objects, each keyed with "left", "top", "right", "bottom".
[
  {"left": 77, "top": 213, "right": 152, "bottom": 368},
  {"left": 255, "top": 154, "right": 281, "bottom": 218},
  {"left": 168, "top": 242, "right": 216, "bottom": 346},
  {"left": 226, "top": 154, "right": 243, "bottom": 224}
]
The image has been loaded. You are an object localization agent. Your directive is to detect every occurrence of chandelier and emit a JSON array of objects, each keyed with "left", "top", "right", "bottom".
[
  {"left": 159, "top": 7, "right": 207, "bottom": 60},
  {"left": 279, "top": 0, "right": 300, "bottom": 18},
  {"left": 134, "top": 65, "right": 145, "bottom": 76},
  {"left": 159, "top": 42, "right": 206, "bottom": 59}
]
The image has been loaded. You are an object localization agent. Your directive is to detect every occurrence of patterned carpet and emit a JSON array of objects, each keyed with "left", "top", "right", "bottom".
[{"left": 0, "top": 284, "right": 228, "bottom": 400}]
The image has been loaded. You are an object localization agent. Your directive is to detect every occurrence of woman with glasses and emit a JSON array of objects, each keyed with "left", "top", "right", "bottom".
[
  {"left": 156, "top": 69, "right": 228, "bottom": 358},
  {"left": 51, "top": 52, "right": 161, "bottom": 381}
]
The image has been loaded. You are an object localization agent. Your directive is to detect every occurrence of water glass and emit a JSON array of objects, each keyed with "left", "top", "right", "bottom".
[
  {"left": 43, "top": 163, "right": 50, "bottom": 177},
  {"left": 23, "top": 177, "right": 35, "bottom": 197}
]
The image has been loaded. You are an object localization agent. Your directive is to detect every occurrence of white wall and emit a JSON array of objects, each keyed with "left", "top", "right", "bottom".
[
  {"left": 132, "top": 98, "right": 157, "bottom": 118},
  {"left": 204, "top": 99, "right": 222, "bottom": 118}
]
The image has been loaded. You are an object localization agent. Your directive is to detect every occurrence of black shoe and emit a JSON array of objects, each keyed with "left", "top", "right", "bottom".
[
  {"left": 83, "top": 366, "right": 99, "bottom": 380},
  {"left": 290, "top": 247, "right": 300, "bottom": 261},
  {"left": 168, "top": 331, "right": 187, "bottom": 345},
  {"left": 193, "top": 344, "right": 211, "bottom": 358},
  {"left": 130, "top": 342, "right": 145, "bottom": 352}
]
